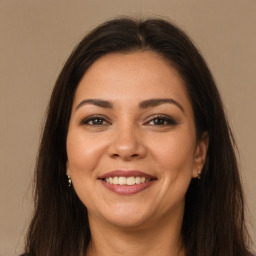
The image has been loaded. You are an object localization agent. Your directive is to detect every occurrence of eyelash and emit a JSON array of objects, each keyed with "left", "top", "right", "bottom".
[
  {"left": 80, "top": 115, "right": 178, "bottom": 127},
  {"left": 80, "top": 115, "right": 110, "bottom": 126},
  {"left": 146, "top": 115, "right": 178, "bottom": 126}
]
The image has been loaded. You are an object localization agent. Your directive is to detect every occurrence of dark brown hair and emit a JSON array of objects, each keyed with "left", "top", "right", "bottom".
[{"left": 24, "top": 18, "right": 253, "bottom": 256}]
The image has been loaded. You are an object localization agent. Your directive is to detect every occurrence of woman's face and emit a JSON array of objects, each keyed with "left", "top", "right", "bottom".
[{"left": 66, "top": 51, "right": 208, "bottom": 228}]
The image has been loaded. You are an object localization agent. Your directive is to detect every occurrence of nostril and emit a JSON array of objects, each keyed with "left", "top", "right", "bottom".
[
  {"left": 111, "top": 153, "right": 139, "bottom": 158},
  {"left": 108, "top": 142, "right": 147, "bottom": 160}
]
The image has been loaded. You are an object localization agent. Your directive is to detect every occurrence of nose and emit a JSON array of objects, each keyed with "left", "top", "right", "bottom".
[{"left": 107, "top": 124, "right": 147, "bottom": 161}]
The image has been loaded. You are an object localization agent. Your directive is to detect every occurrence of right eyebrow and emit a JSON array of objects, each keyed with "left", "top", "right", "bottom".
[{"left": 75, "top": 99, "right": 113, "bottom": 111}]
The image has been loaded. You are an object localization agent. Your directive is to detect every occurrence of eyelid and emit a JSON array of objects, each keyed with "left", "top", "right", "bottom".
[
  {"left": 144, "top": 114, "right": 178, "bottom": 126},
  {"left": 79, "top": 114, "right": 177, "bottom": 126},
  {"left": 79, "top": 114, "right": 111, "bottom": 125}
]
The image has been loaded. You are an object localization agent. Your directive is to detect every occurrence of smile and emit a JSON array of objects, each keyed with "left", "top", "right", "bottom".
[
  {"left": 104, "top": 176, "right": 152, "bottom": 185},
  {"left": 98, "top": 170, "right": 157, "bottom": 195}
]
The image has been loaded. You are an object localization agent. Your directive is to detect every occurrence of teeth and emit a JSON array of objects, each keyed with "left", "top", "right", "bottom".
[
  {"left": 135, "top": 177, "right": 141, "bottom": 184},
  {"left": 127, "top": 177, "right": 135, "bottom": 185},
  {"left": 113, "top": 176, "right": 119, "bottom": 184},
  {"left": 119, "top": 177, "right": 126, "bottom": 185},
  {"left": 105, "top": 176, "right": 151, "bottom": 185}
]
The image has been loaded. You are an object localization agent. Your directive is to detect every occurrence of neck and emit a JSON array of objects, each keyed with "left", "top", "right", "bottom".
[{"left": 86, "top": 209, "right": 185, "bottom": 256}]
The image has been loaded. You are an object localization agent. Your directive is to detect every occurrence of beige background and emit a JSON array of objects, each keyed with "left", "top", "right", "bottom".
[{"left": 0, "top": 1, "right": 255, "bottom": 255}]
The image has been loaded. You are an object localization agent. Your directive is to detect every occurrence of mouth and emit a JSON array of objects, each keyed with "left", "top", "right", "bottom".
[
  {"left": 98, "top": 170, "right": 157, "bottom": 195},
  {"left": 102, "top": 176, "right": 154, "bottom": 185}
]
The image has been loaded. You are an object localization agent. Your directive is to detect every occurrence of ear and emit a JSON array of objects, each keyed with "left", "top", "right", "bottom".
[
  {"left": 66, "top": 161, "right": 71, "bottom": 176},
  {"left": 192, "top": 132, "right": 209, "bottom": 178}
]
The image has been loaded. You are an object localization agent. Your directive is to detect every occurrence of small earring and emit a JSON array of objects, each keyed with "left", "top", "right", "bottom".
[
  {"left": 67, "top": 175, "right": 72, "bottom": 187},
  {"left": 197, "top": 169, "right": 202, "bottom": 179}
]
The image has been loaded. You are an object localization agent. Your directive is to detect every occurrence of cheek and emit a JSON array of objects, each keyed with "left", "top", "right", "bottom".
[
  {"left": 66, "top": 132, "right": 105, "bottom": 208},
  {"left": 152, "top": 133, "right": 196, "bottom": 174},
  {"left": 66, "top": 131, "right": 105, "bottom": 177},
  {"left": 151, "top": 134, "right": 195, "bottom": 213}
]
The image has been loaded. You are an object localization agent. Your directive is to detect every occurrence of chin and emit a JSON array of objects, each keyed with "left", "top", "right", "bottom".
[
  {"left": 91, "top": 203, "right": 156, "bottom": 229},
  {"left": 76, "top": 193, "right": 153, "bottom": 228},
  {"left": 104, "top": 213, "right": 152, "bottom": 229}
]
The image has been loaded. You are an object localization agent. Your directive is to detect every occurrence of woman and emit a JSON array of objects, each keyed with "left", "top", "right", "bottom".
[{"left": 23, "top": 18, "right": 253, "bottom": 255}]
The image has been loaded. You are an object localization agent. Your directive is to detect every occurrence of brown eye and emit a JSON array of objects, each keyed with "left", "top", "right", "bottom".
[
  {"left": 80, "top": 115, "right": 110, "bottom": 126},
  {"left": 147, "top": 115, "right": 177, "bottom": 126},
  {"left": 151, "top": 118, "right": 166, "bottom": 125},
  {"left": 88, "top": 118, "right": 105, "bottom": 125}
]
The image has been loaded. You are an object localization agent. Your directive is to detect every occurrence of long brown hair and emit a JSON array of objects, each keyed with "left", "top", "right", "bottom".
[{"left": 24, "top": 18, "right": 253, "bottom": 256}]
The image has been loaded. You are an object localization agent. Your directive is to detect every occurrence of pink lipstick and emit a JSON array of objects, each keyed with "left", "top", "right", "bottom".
[{"left": 98, "top": 170, "right": 157, "bottom": 195}]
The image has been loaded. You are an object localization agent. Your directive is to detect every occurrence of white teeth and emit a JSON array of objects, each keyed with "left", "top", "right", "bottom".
[
  {"left": 135, "top": 177, "right": 141, "bottom": 184},
  {"left": 141, "top": 177, "right": 146, "bottom": 183},
  {"left": 119, "top": 177, "right": 126, "bottom": 185},
  {"left": 113, "top": 176, "right": 119, "bottom": 184},
  {"left": 127, "top": 177, "right": 135, "bottom": 185},
  {"left": 105, "top": 176, "right": 151, "bottom": 185}
]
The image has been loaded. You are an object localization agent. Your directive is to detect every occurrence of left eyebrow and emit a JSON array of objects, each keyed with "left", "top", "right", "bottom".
[{"left": 139, "top": 98, "right": 184, "bottom": 113}]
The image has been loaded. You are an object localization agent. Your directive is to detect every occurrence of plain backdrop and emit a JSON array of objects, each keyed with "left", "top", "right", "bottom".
[{"left": 0, "top": 1, "right": 255, "bottom": 255}]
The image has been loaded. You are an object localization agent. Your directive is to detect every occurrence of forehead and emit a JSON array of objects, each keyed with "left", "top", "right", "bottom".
[{"left": 73, "top": 51, "right": 192, "bottom": 110}]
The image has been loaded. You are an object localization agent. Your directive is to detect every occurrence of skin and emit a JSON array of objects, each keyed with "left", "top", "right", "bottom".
[{"left": 66, "top": 51, "right": 208, "bottom": 256}]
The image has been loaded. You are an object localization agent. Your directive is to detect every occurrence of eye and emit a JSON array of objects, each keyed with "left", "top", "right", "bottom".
[
  {"left": 80, "top": 115, "right": 110, "bottom": 126},
  {"left": 146, "top": 115, "right": 177, "bottom": 126}
]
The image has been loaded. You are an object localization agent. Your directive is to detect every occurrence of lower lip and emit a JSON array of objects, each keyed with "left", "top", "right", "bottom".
[{"left": 99, "top": 180, "right": 156, "bottom": 195}]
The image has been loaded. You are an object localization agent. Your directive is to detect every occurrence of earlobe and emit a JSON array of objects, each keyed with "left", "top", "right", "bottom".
[
  {"left": 66, "top": 161, "right": 71, "bottom": 176},
  {"left": 65, "top": 161, "right": 72, "bottom": 187},
  {"left": 192, "top": 132, "right": 209, "bottom": 178}
]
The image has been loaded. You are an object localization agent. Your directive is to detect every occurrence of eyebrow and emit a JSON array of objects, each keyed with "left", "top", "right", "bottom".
[
  {"left": 75, "top": 99, "right": 113, "bottom": 110},
  {"left": 139, "top": 98, "right": 184, "bottom": 113},
  {"left": 75, "top": 98, "right": 184, "bottom": 113}
]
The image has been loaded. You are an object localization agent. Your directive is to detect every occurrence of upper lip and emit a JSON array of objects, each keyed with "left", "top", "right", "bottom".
[{"left": 98, "top": 170, "right": 157, "bottom": 180}]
